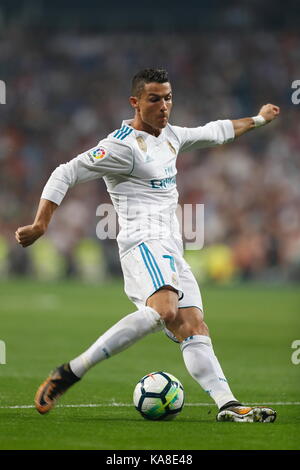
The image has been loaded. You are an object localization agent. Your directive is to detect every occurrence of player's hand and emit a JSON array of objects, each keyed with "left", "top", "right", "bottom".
[
  {"left": 258, "top": 103, "right": 280, "bottom": 122},
  {"left": 15, "top": 224, "right": 45, "bottom": 248}
]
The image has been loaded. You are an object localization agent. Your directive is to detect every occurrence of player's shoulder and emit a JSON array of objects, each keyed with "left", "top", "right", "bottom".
[
  {"left": 100, "top": 122, "right": 135, "bottom": 154},
  {"left": 165, "top": 122, "right": 185, "bottom": 144},
  {"left": 110, "top": 122, "right": 135, "bottom": 143}
]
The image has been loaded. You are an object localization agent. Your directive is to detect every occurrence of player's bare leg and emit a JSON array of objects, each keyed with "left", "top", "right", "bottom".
[
  {"left": 148, "top": 292, "right": 276, "bottom": 423},
  {"left": 165, "top": 305, "right": 209, "bottom": 341},
  {"left": 148, "top": 291, "right": 238, "bottom": 407},
  {"left": 146, "top": 286, "right": 179, "bottom": 327}
]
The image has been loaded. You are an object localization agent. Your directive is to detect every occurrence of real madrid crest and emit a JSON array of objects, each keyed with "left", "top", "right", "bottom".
[
  {"left": 136, "top": 136, "right": 147, "bottom": 152},
  {"left": 172, "top": 273, "right": 178, "bottom": 286}
]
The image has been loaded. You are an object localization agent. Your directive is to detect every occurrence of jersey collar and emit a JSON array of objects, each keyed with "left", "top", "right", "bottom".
[{"left": 122, "top": 119, "right": 166, "bottom": 141}]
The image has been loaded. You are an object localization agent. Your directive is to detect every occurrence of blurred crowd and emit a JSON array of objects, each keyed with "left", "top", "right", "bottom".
[{"left": 1, "top": 26, "right": 300, "bottom": 282}]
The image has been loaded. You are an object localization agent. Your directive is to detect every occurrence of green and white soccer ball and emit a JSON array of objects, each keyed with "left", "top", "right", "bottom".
[{"left": 133, "top": 371, "right": 184, "bottom": 420}]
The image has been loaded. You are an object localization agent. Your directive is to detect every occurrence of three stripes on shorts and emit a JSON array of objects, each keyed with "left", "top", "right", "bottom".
[{"left": 139, "top": 243, "right": 165, "bottom": 290}]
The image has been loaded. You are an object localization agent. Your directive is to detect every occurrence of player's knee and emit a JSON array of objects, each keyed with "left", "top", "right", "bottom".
[
  {"left": 159, "top": 307, "right": 178, "bottom": 324},
  {"left": 146, "top": 287, "right": 179, "bottom": 325}
]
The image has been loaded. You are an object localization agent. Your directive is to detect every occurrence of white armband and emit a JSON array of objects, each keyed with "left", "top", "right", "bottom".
[{"left": 252, "top": 115, "right": 266, "bottom": 128}]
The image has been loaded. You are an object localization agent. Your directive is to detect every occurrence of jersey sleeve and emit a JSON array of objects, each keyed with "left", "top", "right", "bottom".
[
  {"left": 41, "top": 139, "right": 133, "bottom": 205},
  {"left": 171, "top": 119, "right": 235, "bottom": 153}
]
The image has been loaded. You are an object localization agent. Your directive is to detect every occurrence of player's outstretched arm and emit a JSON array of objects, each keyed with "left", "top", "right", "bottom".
[
  {"left": 232, "top": 103, "right": 280, "bottom": 138},
  {"left": 15, "top": 199, "right": 58, "bottom": 248},
  {"left": 15, "top": 139, "right": 132, "bottom": 247}
]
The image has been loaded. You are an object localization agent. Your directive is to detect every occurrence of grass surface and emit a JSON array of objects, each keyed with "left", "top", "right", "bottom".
[{"left": 0, "top": 279, "right": 299, "bottom": 450}]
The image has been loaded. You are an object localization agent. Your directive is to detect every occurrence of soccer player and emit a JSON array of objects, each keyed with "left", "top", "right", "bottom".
[{"left": 16, "top": 69, "right": 280, "bottom": 422}]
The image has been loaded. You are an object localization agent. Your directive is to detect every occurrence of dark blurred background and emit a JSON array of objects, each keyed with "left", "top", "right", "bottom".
[{"left": 0, "top": 0, "right": 300, "bottom": 283}]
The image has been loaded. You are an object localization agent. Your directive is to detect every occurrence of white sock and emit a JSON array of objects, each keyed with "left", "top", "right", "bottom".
[
  {"left": 70, "top": 306, "right": 163, "bottom": 378},
  {"left": 181, "top": 335, "right": 238, "bottom": 409}
]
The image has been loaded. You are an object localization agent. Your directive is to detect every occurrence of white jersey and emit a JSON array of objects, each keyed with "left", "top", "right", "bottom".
[{"left": 41, "top": 119, "right": 234, "bottom": 257}]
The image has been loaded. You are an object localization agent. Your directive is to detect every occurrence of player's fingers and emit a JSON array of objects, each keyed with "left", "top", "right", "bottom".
[
  {"left": 17, "top": 225, "right": 31, "bottom": 234},
  {"left": 16, "top": 236, "right": 26, "bottom": 246},
  {"left": 15, "top": 231, "right": 34, "bottom": 245},
  {"left": 19, "top": 236, "right": 34, "bottom": 245},
  {"left": 15, "top": 231, "right": 27, "bottom": 241},
  {"left": 266, "top": 103, "right": 277, "bottom": 109},
  {"left": 16, "top": 226, "right": 33, "bottom": 240},
  {"left": 18, "top": 238, "right": 33, "bottom": 247},
  {"left": 16, "top": 229, "right": 24, "bottom": 241},
  {"left": 269, "top": 104, "right": 280, "bottom": 113},
  {"left": 15, "top": 229, "right": 25, "bottom": 241},
  {"left": 21, "top": 241, "right": 32, "bottom": 247},
  {"left": 15, "top": 235, "right": 25, "bottom": 246}
]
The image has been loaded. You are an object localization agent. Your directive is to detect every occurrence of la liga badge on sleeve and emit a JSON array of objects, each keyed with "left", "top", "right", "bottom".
[{"left": 90, "top": 147, "right": 107, "bottom": 160}]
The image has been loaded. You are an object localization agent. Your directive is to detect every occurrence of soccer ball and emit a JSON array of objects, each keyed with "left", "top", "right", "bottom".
[{"left": 133, "top": 371, "right": 184, "bottom": 420}]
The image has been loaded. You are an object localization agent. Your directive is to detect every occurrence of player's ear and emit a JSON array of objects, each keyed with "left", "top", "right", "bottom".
[{"left": 129, "top": 96, "right": 139, "bottom": 111}]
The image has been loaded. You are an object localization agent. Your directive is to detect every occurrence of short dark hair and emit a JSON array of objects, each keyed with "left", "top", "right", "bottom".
[{"left": 131, "top": 68, "right": 169, "bottom": 97}]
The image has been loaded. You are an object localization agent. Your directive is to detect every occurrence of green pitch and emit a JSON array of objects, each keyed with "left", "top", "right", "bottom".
[{"left": 0, "top": 279, "right": 299, "bottom": 450}]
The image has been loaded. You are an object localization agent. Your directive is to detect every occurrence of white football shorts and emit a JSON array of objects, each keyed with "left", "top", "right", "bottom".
[{"left": 120, "top": 238, "right": 203, "bottom": 312}]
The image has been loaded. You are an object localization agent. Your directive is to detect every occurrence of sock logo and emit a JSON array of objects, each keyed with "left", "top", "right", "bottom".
[
  {"left": 102, "top": 348, "right": 110, "bottom": 359},
  {"left": 183, "top": 336, "right": 194, "bottom": 342}
]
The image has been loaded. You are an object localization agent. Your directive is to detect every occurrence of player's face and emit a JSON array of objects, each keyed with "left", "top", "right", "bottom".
[{"left": 132, "top": 82, "right": 173, "bottom": 131}]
